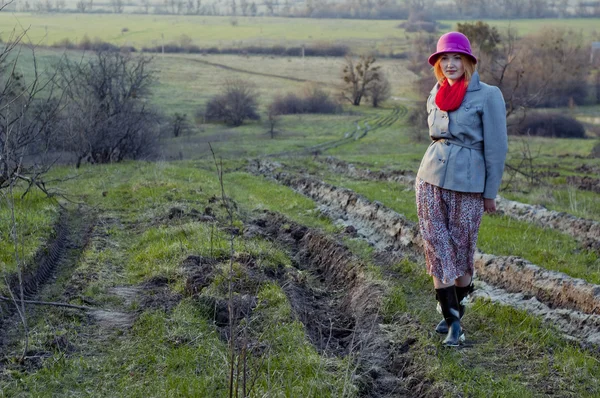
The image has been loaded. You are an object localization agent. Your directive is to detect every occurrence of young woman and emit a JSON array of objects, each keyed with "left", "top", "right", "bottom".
[{"left": 415, "top": 32, "right": 508, "bottom": 346}]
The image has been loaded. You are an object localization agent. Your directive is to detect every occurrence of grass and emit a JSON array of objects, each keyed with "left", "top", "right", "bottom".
[
  {"left": 0, "top": 12, "right": 598, "bottom": 396},
  {"left": 3, "top": 13, "right": 600, "bottom": 55},
  {"left": 0, "top": 13, "right": 408, "bottom": 53},
  {"left": 369, "top": 256, "right": 600, "bottom": 398},
  {"left": 0, "top": 160, "right": 352, "bottom": 397},
  {"left": 0, "top": 190, "right": 59, "bottom": 274},
  {"left": 2, "top": 158, "right": 600, "bottom": 397}
]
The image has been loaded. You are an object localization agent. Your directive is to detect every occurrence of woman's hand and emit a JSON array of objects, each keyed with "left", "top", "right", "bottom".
[{"left": 484, "top": 198, "right": 496, "bottom": 214}]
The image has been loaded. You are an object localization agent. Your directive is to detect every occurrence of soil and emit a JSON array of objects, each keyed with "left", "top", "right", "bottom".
[{"left": 566, "top": 175, "right": 600, "bottom": 194}]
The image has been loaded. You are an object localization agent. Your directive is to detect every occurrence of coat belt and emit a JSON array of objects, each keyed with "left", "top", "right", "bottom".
[{"left": 432, "top": 138, "right": 483, "bottom": 151}]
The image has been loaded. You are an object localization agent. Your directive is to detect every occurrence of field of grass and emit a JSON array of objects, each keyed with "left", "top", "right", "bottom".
[
  {"left": 2, "top": 13, "right": 600, "bottom": 55},
  {"left": 1, "top": 12, "right": 599, "bottom": 397},
  {"left": 1, "top": 160, "right": 599, "bottom": 397}
]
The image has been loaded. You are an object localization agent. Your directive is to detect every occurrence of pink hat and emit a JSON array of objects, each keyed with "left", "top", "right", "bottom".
[{"left": 428, "top": 31, "right": 477, "bottom": 66}]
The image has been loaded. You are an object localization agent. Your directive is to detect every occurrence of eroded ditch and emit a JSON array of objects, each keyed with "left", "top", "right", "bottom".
[
  {"left": 249, "top": 159, "right": 600, "bottom": 347},
  {"left": 315, "top": 156, "right": 600, "bottom": 253},
  {"left": 182, "top": 211, "right": 436, "bottom": 397}
]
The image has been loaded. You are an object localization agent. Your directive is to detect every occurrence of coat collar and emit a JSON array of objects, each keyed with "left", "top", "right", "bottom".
[{"left": 430, "top": 71, "right": 481, "bottom": 95}]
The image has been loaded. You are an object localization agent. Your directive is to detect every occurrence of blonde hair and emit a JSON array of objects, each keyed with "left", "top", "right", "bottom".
[{"left": 433, "top": 54, "right": 476, "bottom": 87}]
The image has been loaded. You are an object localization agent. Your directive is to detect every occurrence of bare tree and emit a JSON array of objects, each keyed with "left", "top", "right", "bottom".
[
  {"left": 0, "top": 31, "right": 64, "bottom": 195},
  {"left": 264, "top": 0, "right": 275, "bottom": 15},
  {"left": 57, "top": 51, "right": 160, "bottom": 167},
  {"left": 267, "top": 105, "right": 280, "bottom": 138},
  {"left": 141, "top": 0, "right": 151, "bottom": 13},
  {"left": 240, "top": 0, "right": 247, "bottom": 15},
  {"left": 0, "top": 18, "right": 66, "bottom": 362},
  {"left": 341, "top": 55, "right": 382, "bottom": 106},
  {"left": 170, "top": 113, "right": 189, "bottom": 137},
  {"left": 110, "top": 0, "right": 124, "bottom": 12},
  {"left": 76, "top": 0, "right": 88, "bottom": 12},
  {"left": 205, "top": 79, "right": 260, "bottom": 127}
]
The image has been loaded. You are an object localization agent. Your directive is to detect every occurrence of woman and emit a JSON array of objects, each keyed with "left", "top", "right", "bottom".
[{"left": 415, "top": 32, "right": 508, "bottom": 346}]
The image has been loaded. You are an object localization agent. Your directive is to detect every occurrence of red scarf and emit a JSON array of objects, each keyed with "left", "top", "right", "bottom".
[{"left": 435, "top": 77, "right": 467, "bottom": 112}]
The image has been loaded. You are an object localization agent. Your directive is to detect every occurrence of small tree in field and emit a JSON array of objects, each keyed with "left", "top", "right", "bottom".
[
  {"left": 266, "top": 104, "right": 280, "bottom": 138},
  {"left": 205, "top": 79, "right": 260, "bottom": 127},
  {"left": 341, "top": 55, "right": 382, "bottom": 106}
]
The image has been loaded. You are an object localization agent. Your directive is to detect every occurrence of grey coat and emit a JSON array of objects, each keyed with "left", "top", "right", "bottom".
[{"left": 416, "top": 72, "right": 508, "bottom": 199}]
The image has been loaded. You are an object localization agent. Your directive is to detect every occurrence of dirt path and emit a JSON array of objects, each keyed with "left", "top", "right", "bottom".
[
  {"left": 249, "top": 159, "right": 600, "bottom": 346},
  {"left": 316, "top": 156, "right": 600, "bottom": 253}
]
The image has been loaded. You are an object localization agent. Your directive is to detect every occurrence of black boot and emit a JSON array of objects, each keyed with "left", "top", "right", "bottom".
[
  {"left": 435, "top": 285, "right": 463, "bottom": 347},
  {"left": 435, "top": 283, "right": 473, "bottom": 334}
]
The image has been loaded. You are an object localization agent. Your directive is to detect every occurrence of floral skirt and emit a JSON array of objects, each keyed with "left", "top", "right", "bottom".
[{"left": 415, "top": 178, "right": 484, "bottom": 284}]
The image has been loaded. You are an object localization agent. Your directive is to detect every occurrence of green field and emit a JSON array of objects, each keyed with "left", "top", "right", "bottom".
[{"left": 2, "top": 13, "right": 600, "bottom": 54}]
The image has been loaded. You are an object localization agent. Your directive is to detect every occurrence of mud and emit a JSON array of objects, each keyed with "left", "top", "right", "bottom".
[
  {"left": 566, "top": 175, "right": 600, "bottom": 194},
  {"left": 249, "top": 159, "right": 600, "bottom": 346},
  {"left": 247, "top": 212, "right": 433, "bottom": 397}
]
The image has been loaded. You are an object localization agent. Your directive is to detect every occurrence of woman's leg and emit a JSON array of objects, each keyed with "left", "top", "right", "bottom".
[
  {"left": 433, "top": 276, "right": 463, "bottom": 346},
  {"left": 455, "top": 274, "right": 472, "bottom": 288}
]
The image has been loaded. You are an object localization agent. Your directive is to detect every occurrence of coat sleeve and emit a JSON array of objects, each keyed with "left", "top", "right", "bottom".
[{"left": 482, "top": 86, "right": 508, "bottom": 199}]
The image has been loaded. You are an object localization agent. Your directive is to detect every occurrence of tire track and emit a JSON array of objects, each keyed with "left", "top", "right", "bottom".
[
  {"left": 184, "top": 57, "right": 329, "bottom": 85},
  {"left": 267, "top": 106, "right": 405, "bottom": 157},
  {"left": 248, "top": 159, "right": 600, "bottom": 346},
  {"left": 0, "top": 208, "right": 94, "bottom": 341}
]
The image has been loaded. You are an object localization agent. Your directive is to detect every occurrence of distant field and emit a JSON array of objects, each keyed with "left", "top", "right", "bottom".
[
  {"left": 0, "top": 14, "right": 407, "bottom": 53},
  {"left": 16, "top": 47, "right": 418, "bottom": 116},
  {"left": 1, "top": 13, "right": 599, "bottom": 55}
]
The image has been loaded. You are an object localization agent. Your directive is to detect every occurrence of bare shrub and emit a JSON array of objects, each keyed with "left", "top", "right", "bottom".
[
  {"left": 507, "top": 28, "right": 590, "bottom": 108},
  {"left": 171, "top": 113, "right": 190, "bottom": 137},
  {"left": 205, "top": 79, "right": 260, "bottom": 127},
  {"left": 270, "top": 93, "right": 305, "bottom": 114},
  {"left": 367, "top": 75, "right": 391, "bottom": 107},
  {"left": 0, "top": 32, "right": 64, "bottom": 194},
  {"left": 509, "top": 112, "right": 586, "bottom": 139},
  {"left": 57, "top": 51, "right": 160, "bottom": 167},
  {"left": 270, "top": 87, "right": 340, "bottom": 115}
]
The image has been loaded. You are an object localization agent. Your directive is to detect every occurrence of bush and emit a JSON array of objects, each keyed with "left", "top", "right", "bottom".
[
  {"left": 509, "top": 112, "right": 586, "bottom": 138},
  {"left": 270, "top": 88, "right": 340, "bottom": 115},
  {"left": 204, "top": 79, "right": 260, "bottom": 126}
]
